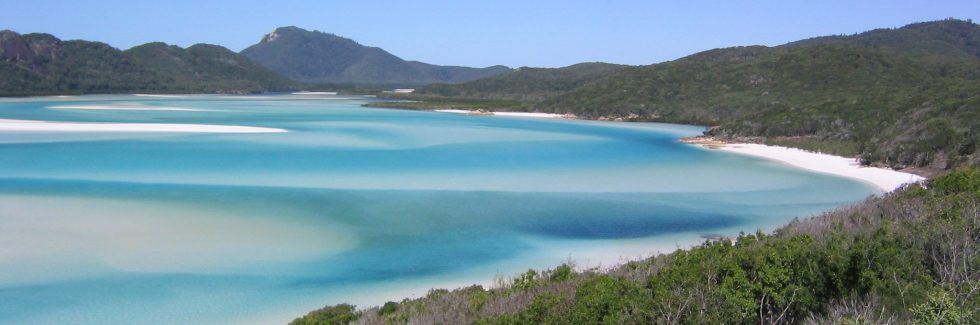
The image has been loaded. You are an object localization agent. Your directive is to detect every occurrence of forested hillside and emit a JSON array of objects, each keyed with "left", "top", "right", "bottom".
[
  {"left": 293, "top": 167, "right": 980, "bottom": 325},
  {"left": 397, "top": 19, "right": 980, "bottom": 170},
  {"left": 123, "top": 42, "right": 294, "bottom": 93},
  {"left": 0, "top": 30, "right": 295, "bottom": 95},
  {"left": 542, "top": 43, "right": 980, "bottom": 169}
]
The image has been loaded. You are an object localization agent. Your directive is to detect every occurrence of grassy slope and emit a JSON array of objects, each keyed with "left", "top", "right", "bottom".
[{"left": 292, "top": 168, "right": 980, "bottom": 325}]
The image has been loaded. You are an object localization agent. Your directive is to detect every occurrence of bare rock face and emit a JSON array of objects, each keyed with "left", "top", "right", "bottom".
[
  {"left": 0, "top": 30, "right": 35, "bottom": 63},
  {"left": 25, "top": 34, "right": 62, "bottom": 62},
  {"left": 0, "top": 31, "right": 61, "bottom": 74}
]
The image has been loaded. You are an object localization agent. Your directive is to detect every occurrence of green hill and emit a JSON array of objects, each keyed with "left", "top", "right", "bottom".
[
  {"left": 124, "top": 42, "right": 294, "bottom": 93},
  {"left": 0, "top": 30, "right": 295, "bottom": 96},
  {"left": 396, "top": 19, "right": 980, "bottom": 170},
  {"left": 240, "top": 26, "right": 512, "bottom": 85}
]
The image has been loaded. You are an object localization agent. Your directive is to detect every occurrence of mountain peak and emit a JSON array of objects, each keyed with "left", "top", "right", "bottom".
[
  {"left": 261, "top": 26, "right": 304, "bottom": 43},
  {"left": 242, "top": 28, "right": 511, "bottom": 85},
  {"left": 260, "top": 26, "right": 354, "bottom": 45},
  {"left": 273, "top": 26, "right": 310, "bottom": 34}
]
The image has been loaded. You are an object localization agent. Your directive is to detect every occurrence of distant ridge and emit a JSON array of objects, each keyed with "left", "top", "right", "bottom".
[
  {"left": 240, "top": 26, "right": 512, "bottom": 85},
  {"left": 420, "top": 62, "right": 630, "bottom": 102},
  {"left": 785, "top": 18, "right": 980, "bottom": 58},
  {"left": 0, "top": 30, "right": 293, "bottom": 95}
]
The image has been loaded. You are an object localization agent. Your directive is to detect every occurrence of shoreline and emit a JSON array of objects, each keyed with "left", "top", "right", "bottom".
[
  {"left": 433, "top": 109, "right": 573, "bottom": 119},
  {"left": 682, "top": 136, "right": 925, "bottom": 193},
  {"left": 428, "top": 108, "right": 925, "bottom": 193}
]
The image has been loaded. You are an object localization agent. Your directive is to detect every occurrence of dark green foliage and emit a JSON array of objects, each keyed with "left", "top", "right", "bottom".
[
  {"left": 332, "top": 168, "right": 980, "bottom": 324},
  {"left": 931, "top": 167, "right": 980, "bottom": 195},
  {"left": 567, "top": 275, "right": 643, "bottom": 324},
  {"left": 0, "top": 30, "right": 296, "bottom": 96},
  {"left": 548, "top": 263, "right": 574, "bottom": 282},
  {"left": 377, "top": 302, "right": 398, "bottom": 316},
  {"left": 290, "top": 303, "right": 358, "bottom": 325},
  {"left": 241, "top": 26, "right": 511, "bottom": 85}
]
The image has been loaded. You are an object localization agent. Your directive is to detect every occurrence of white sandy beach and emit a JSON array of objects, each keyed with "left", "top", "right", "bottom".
[
  {"left": 696, "top": 142, "right": 924, "bottom": 193},
  {"left": 434, "top": 109, "right": 567, "bottom": 118},
  {"left": 0, "top": 119, "right": 286, "bottom": 133}
]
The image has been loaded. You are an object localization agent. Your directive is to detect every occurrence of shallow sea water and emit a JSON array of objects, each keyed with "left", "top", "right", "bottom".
[{"left": 0, "top": 94, "right": 876, "bottom": 324}]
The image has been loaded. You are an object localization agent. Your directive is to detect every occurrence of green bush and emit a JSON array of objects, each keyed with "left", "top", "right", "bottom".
[
  {"left": 290, "top": 304, "right": 358, "bottom": 325},
  {"left": 930, "top": 167, "right": 980, "bottom": 195}
]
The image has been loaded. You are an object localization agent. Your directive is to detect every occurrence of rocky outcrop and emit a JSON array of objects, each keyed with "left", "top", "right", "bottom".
[
  {"left": 0, "top": 31, "right": 62, "bottom": 74},
  {"left": 0, "top": 30, "right": 34, "bottom": 63}
]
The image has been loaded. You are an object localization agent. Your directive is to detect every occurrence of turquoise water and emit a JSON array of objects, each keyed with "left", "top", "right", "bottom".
[{"left": 0, "top": 95, "right": 876, "bottom": 324}]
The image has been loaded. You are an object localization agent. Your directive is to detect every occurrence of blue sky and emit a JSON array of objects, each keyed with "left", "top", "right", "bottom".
[{"left": 2, "top": 0, "right": 978, "bottom": 68}]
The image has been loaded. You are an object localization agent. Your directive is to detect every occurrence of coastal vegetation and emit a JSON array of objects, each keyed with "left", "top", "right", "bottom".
[
  {"left": 292, "top": 167, "right": 980, "bottom": 324},
  {"left": 393, "top": 19, "right": 980, "bottom": 170}
]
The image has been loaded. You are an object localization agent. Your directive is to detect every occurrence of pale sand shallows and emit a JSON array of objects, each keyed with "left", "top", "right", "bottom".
[
  {"left": 0, "top": 119, "right": 286, "bottom": 133},
  {"left": 708, "top": 143, "right": 924, "bottom": 193},
  {"left": 292, "top": 91, "right": 338, "bottom": 95},
  {"left": 49, "top": 104, "right": 208, "bottom": 111},
  {"left": 434, "top": 109, "right": 567, "bottom": 118},
  {"left": 132, "top": 94, "right": 188, "bottom": 98}
]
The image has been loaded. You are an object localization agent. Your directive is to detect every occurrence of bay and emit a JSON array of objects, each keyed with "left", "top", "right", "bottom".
[{"left": 0, "top": 94, "right": 875, "bottom": 324}]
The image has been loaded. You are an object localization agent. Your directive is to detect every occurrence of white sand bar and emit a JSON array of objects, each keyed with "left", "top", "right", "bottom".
[
  {"left": 0, "top": 119, "right": 286, "bottom": 133},
  {"left": 292, "top": 91, "right": 338, "bottom": 95},
  {"left": 49, "top": 104, "right": 208, "bottom": 111},
  {"left": 713, "top": 143, "right": 924, "bottom": 192}
]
